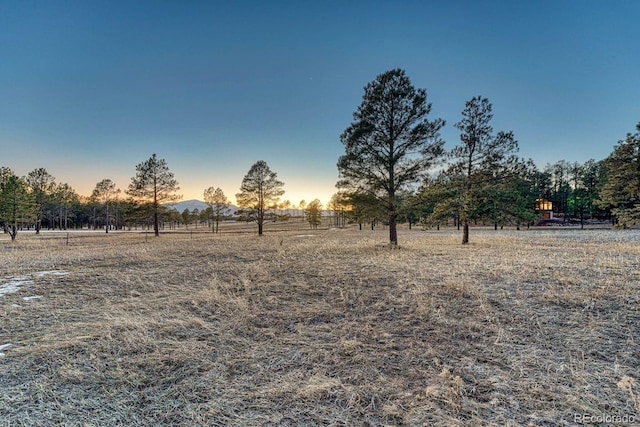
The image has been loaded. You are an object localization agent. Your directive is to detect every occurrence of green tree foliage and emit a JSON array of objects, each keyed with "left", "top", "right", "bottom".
[
  {"left": 341, "top": 191, "right": 377, "bottom": 230},
  {"left": 305, "top": 199, "right": 323, "bottom": 229},
  {"left": 127, "top": 154, "right": 181, "bottom": 237},
  {"left": 449, "top": 96, "right": 518, "bottom": 244},
  {"left": 0, "top": 168, "right": 12, "bottom": 181},
  {"left": 530, "top": 167, "right": 553, "bottom": 206},
  {"left": 191, "top": 208, "right": 200, "bottom": 228},
  {"left": 337, "top": 69, "right": 445, "bottom": 246},
  {"left": 599, "top": 123, "right": 640, "bottom": 228},
  {"left": 236, "top": 160, "right": 285, "bottom": 236},
  {"left": 0, "top": 172, "right": 36, "bottom": 241},
  {"left": 26, "top": 168, "right": 55, "bottom": 233},
  {"left": 578, "top": 159, "right": 604, "bottom": 220},
  {"left": 422, "top": 172, "right": 464, "bottom": 229},
  {"left": 566, "top": 160, "right": 603, "bottom": 227},
  {"left": 52, "top": 183, "right": 79, "bottom": 230},
  {"left": 204, "top": 186, "right": 229, "bottom": 233},
  {"left": 91, "top": 179, "right": 120, "bottom": 233},
  {"left": 475, "top": 159, "right": 538, "bottom": 229},
  {"left": 544, "top": 160, "right": 571, "bottom": 222},
  {"left": 181, "top": 208, "right": 191, "bottom": 228},
  {"left": 397, "top": 192, "right": 421, "bottom": 229}
]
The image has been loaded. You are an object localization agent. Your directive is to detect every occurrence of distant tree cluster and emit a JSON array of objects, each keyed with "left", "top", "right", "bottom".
[
  {"left": 0, "top": 155, "right": 292, "bottom": 240},
  {"left": 336, "top": 68, "right": 640, "bottom": 245}
]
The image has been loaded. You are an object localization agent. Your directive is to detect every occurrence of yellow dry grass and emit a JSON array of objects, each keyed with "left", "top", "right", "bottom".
[{"left": 0, "top": 227, "right": 638, "bottom": 426}]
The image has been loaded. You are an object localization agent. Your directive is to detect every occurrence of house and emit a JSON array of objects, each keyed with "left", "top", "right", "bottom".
[{"left": 534, "top": 198, "right": 554, "bottom": 220}]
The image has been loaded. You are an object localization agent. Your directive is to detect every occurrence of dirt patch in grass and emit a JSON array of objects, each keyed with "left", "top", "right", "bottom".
[{"left": 0, "top": 228, "right": 639, "bottom": 426}]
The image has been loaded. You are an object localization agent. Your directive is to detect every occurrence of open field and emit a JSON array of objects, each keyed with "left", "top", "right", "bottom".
[{"left": 1, "top": 226, "right": 639, "bottom": 426}]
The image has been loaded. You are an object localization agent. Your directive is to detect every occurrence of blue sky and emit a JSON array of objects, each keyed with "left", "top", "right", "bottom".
[{"left": 1, "top": 1, "right": 638, "bottom": 205}]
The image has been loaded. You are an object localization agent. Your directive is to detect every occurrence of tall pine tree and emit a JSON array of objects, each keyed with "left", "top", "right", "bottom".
[
  {"left": 337, "top": 69, "right": 445, "bottom": 246},
  {"left": 450, "top": 96, "right": 518, "bottom": 244}
]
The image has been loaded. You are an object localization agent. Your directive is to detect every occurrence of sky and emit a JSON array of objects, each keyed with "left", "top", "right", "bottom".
[{"left": 1, "top": 0, "right": 639, "bottom": 205}]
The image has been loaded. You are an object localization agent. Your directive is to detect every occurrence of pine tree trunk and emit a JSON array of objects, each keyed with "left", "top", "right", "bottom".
[
  {"left": 462, "top": 222, "right": 469, "bottom": 244},
  {"left": 154, "top": 211, "right": 159, "bottom": 237},
  {"left": 389, "top": 214, "right": 398, "bottom": 246}
]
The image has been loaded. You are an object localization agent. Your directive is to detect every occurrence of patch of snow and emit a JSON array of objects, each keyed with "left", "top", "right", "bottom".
[
  {"left": 0, "top": 343, "right": 13, "bottom": 355},
  {"left": 294, "top": 234, "right": 316, "bottom": 238},
  {"left": 34, "top": 271, "right": 68, "bottom": 278},
  {"left": 0, "top": 278, "right": 34, "bottom": 297},
  {"left": 11, "top": 304, "right": 21, "bottom": 308},
  {"left": 1, "top": 270, "right": 69, "bottom": 303}
]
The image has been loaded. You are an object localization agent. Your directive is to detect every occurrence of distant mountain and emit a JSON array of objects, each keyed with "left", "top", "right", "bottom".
[
  {"left": 166, "top": 199, "right": 238, "bottom": 213},
  {"left": 166, "top": 199, "right": 208, "bottom": 212}
]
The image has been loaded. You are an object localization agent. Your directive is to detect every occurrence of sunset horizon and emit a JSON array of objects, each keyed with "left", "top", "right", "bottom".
[{"left": 2, "top": 1, "right": 639, "bottom": 210}]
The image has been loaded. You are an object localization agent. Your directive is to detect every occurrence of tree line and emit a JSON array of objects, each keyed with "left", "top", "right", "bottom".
[
  {"left": 1, "top": 69, "right": 639, "bottom": 242},
  {"left": 336, "top": 68, "right": 640, "bottom": 245},
  {"left": 0, "top": 154, "right": 292, "bottom": 240}
]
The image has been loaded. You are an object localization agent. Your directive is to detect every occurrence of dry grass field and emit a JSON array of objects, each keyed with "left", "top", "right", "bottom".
[{"left": 1, "top": 225, "right": 639, "bottom": 426}]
